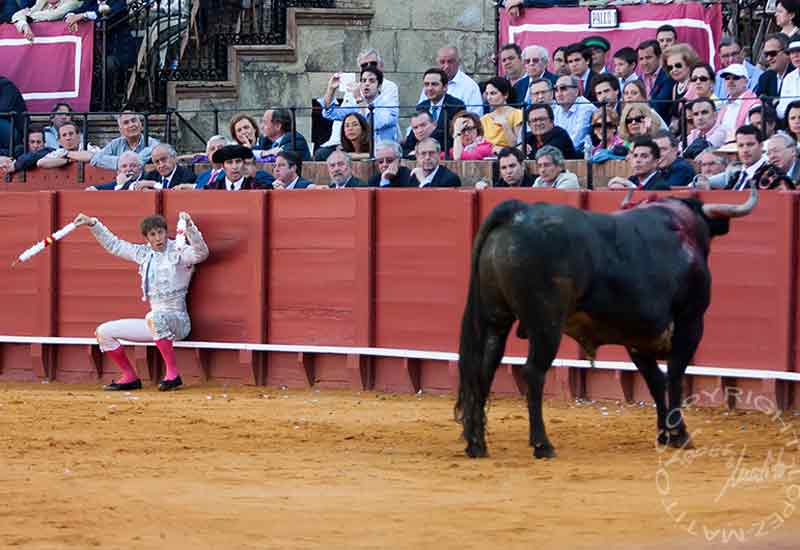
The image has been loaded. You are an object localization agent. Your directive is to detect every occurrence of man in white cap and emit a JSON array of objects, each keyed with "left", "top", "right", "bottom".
[
  {"left": 777, "top": 40, "right": 800, "bottom": 118},
  {"left": 717, "top": 63, "right": 760, "bottom": 135}
]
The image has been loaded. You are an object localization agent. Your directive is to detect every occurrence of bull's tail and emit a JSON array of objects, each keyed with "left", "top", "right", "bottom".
[{"left": 455, "top": 199, "right": 527, "bottom": 457}]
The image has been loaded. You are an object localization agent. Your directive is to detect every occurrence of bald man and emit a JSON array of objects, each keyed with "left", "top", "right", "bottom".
[{"left": 417, "top": 46, "right": 483, "bottom": 115}]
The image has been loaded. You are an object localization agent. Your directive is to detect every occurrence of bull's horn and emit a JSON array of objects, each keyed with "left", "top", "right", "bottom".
[
  {"left": 701, "top": 184, "right": 758, "bottom": 219},
  {"left": 620, "top": 188, "right": 635, "bottom": 208}
]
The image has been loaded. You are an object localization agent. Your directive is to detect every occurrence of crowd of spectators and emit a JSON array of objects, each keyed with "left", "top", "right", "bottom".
[{"left": 3, "top": 0, "right": 800, "bottom": 192}]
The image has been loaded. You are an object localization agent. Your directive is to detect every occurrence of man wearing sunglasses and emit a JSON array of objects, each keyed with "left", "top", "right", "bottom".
[
  {"left": 553, "top": 75, "right": 597, "bottom": 154},
  {"left": 367, "top": 141, "right": 412, "bottom": 188},
  {"left": 520, "top": 45, "right": 558, "bottom": 105},
  {"left": 718, "top": 64, "right": 760, "bottom": 134},
  {"left": 777, "top": 40, "right": 800, "bottom": 118},
  {"left": 756, "top": 33, "right": 794, "bottom": 102},
  {"left": 713, "top": 36, "right": 762, "bottom": 100}
]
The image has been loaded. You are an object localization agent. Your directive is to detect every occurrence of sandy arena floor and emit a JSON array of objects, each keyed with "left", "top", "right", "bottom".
[{"left": 1, "top": 382, "right": 799, "bottom": 550}]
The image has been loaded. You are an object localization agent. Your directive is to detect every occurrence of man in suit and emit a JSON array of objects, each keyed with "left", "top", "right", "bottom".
[
  {"left": 256, "top": 108, "right": 311, "bottom": 161},
  {"left": 134, "top": 143, "right": 196, "bottom": 190},
  {"left": 368, "top": 141, "right": 412, "bottom": 188},
  {"left": 409, "top": 138, "right": 461, "bottom": 188},
  {"left": 1, "top": 126, "right": 52, "bottom": 175},
  {"left": 565, "top": 43, "right": 598, "bottom": 103},
  {"left": 482, "top": 147, "right": 535, "bottom": 188},
  {"left": 188, "top": 135, "right": 227, "bottom": 189},
  {"left": 205, "top": 144, "right": 267, "bottom": 190},
  {"left": 88, "top": 151, "right": 144, "bottom": 191},
  {"left": 416, "top": 68, "right": 466, "bottom": 152},
  {"left": 766, "top": 133, "right": 800, "bottom": 181},
  {"left": 637, "top": 39, "right": 674, "bottom": 122},
  {"left": 756, "top": 33, "right": 794, "bottom": 101},
  {"left": 521, "top": 45, "right": 558, "bottom": 103},
  {"left": 272, "top": 150, "right": 312, "bottom": 190},
  {"left": 590, "top": 73, "right": 621, "bottom": 113},
  {"left": 499, "top": 43, "right": 528, "bottom": 106},
  {"left": 652, "top": 130, "right": 695, "bottom": 187},
  {"left": 402, "top": 111, "right": 438, "bottom": 159},
  {"left": 323, "top": 150, "right": 367, "bottom": 188},
  {"left": 695, "top": 126, "right": 766, "bottom": 191},
  {"left": 607, "top": 136, "right": 670, "bottom": 190},
  {"left": 0, "top": 75, "right": 27, "bottom": 156}
]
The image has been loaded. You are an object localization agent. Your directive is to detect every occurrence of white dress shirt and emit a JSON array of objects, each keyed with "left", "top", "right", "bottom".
[{"left": 418, "top": 69, "right": 483, "bottom": 116}]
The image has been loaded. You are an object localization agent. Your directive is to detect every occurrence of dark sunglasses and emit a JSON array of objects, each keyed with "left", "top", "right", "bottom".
[
  {"left": 690, "top": 75, "right": 710, "bottom": 82},
  {"left": 722, "top": 74, "right": 744, "bottom": 81},
  {"left": 360, "top": 60, "right": 378, "bottom": 69},
  {"left": 764, "top": 50, "right": 783, "bottom": 59},
  {"left": 666, "top": 62, "right": 684, "bottom": 71},
  {"left": 626, "top": 115, "right": 645, "bottom": 124}
]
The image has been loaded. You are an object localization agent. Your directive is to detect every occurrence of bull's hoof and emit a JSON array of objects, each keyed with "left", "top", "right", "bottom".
[
  {"left": 533, "top": 443, "right": 556, "bottom": 459},
  {"left": 465, "top": 442, "right": 488, "bottom": 458},
  {"left": 667, "top": 429, "right": 694, "bottom": 449}
]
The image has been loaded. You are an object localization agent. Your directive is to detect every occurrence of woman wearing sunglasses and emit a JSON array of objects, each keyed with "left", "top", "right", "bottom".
[
  {"left": 589, "top": 109, "right": 627, "bottom": 158},
  {"left": 618, "top": 103, "right": 661, "bottom": 148},
  {"left": 662, "top": 44, "right": 702, "bottom": 130},
  {"left": 688, "top": 63, "right": 720, "bottom": 104}
]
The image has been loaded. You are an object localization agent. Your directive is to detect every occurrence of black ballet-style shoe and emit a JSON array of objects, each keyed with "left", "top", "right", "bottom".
[
  {"left": 158, "top": 376, "right": 183, "bottom": 392},
  {"left": 103, "top": 379, "right": 143, "bottom": 391}
]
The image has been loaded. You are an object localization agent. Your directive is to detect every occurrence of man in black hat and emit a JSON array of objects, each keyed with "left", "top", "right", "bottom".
[
  {"left": 581, "top": 35, "right": 611, "bottom": 75},
  {"left": 205, "top": 144, "right": 269, "bottom": 190}
]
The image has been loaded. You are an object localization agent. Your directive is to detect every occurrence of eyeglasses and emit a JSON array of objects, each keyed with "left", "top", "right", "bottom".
[
  {"left": 360, "top": 60, "right": 378, "bottom": 69},
  {"left": 690, "top": 75, "right": 710, "bottom": 82},
  {"left": 626, "top": 116, "right": 646, "bottom": 124},
  {"left": 523, "top": 57, "right": 542, "bottom": 64},
  {"left": 461, "top": 126, "right": 477, "bottom": 132},
  {"left": 666, "top": 62, "right": 684, "bottom": 71},
  {"left": 376, "top": 157, "right": 396, "bottom": 164},
  {"left": 764, "top": 50, "right": 783, "bottom": 59},
  {"left": 722, "top": 74, "right": 744, "bottom": 81},
  {"left": 528, "top": 116, "right": 550, "bottom": 124},
  {"left": 554, "top": 85, "right": 577, "bottom": 92}
]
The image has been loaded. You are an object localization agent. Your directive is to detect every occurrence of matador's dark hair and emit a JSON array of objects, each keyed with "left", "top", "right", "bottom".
[{"left": 140, "top": 215, "right": 168, "bottom": 236}]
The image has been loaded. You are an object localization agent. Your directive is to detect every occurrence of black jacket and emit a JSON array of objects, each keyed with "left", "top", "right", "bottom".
[
  {"left": 142, "top": 164, "right": 197, "bottom": 188},
  {"left": 409, "top": 165, "right": 461, "bottom": 188},
  {"left": 368, "top": 165, "right": 413, "bottom": 188},
  {"left": 526, "top": 126, "right": 579, "bottom": 160}
]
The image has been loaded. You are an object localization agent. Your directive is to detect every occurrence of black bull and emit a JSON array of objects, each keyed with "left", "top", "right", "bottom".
[{"left": 455, "top": 188, "right": 758, "bottom": 459}]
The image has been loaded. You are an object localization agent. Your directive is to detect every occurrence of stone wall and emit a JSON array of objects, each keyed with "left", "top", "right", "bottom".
[{"left": 173, "top": 0, "right": 496, "bottom": 151}]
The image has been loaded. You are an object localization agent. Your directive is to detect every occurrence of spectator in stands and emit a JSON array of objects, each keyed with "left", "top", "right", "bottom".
[
  {"left": 0, "top": 126, "right": 51, "bottom": 176},
  {"left": 182, "top": 135, "right": 226, "bottom": 190},
  {"left": 480, "top": 76, "right": 523, "bottom": 151},
  {"left": 608, "top": 136, "right": 670, "bottom": 190},
  {"left": 450, "top": 111, "right": 493, "bottom": 160},
  {"left": 409, "top": 138, "right": 460, "bottom": 188},
  {"left": 662, "top": 43, "right": 701, "bottom": 130},
  {"left": 775, "top": 0, "right": 800, "bottom": 43},
  {"left": 521, "top": 45, "right": 557, "bottom": 104},
  {"left": 204, "top": 144, "right": 264, "bottom": 191},
  {"left": 12, "top": 0, "right": 81, "bottom": 41},
  {"left": 695, "top": 125, "right": 766, "bottom": 190},
  {"left": 777, "top": 41, "right": 800, "bottom": 118},
  {"left": 416, "top": 68, "right": 466, "bottom": 150},
  {"left": 474, "top": 146, "right": 533, "bottom": 190},
  {"left": 316, "top": 48, "right": 399, "bottom": 160},
  {"left": 243, "top": 157, "right": 276, "bottom": 189},
  {"left": 403, "top": 111, "right": 437, "bottom": 159},
  {"left": 418, "top": 46, "right": 483, "bottom": 116},
  {"left": 590, "top": 73, "right": 621, "bottom": 113},
  {"left": 552, "top": 46, "right": 569, "bottom": 77},
  {"left": 718, "top": 64, "right": 760, "bottom": 134},
  {"left": 533, "top": 145, "right": 579, "bottom": 189},
  {"left": 565, "top": 43, "right": 598, "bottom": 102},
  {"left": 613, "top": 47, "right": 639, "bottom": 89},
  {"left": 0, "top": 74, "right": 26, "bottom": 156},
  {"left": 1, "top": 0, "right": 29, "bottom": 23},
  {"left": 688, "top": 63, "right": 718, "bottom": 103},
  {"left": 338, "top": 113, "right": 371, "bottom": 160},
  {"left": 271, "top": 150, "right": 311, "bottom": 190},
  {"left": 581, "top": 35, "right": 611, "bottom": 75},
  {"left": 500, "top": 44, "right": 528, "bottom": 104},
  {"left": 637, "top": 39, "right": 674, "bottom": 122},
  {"left": 322, "top": 149, "right": 367, "bottom": 188},
  {"left": 553, "top": 74, "right": 596, "bottom": 153},
  {"left": 684, "top": 98, "right": 726, "bottom": 158},
  {"left": 255, "top": 109, "right": 311, "bottom": 161},
  {"left": 89, "top": 112, "right": 159, "bottom": 170},
  {"left": 766, "top": 132, "right": 800, "bottom": 180},
  {"left": 756, "top": 33, "right": 793, "bottom": 101},
  {"left": 322, "top": 67, "right": 399, "bottom": 145},
  {"left": 652, "top": 130, "right": 695, "bottom": 187},
  {"left": 37, "top": 121, "right": 85, "bottom": 169},
  {"left": 747, "top": 104, "right": 779, "bottom": 139},
  {"left": 131, "top": 143, "right": 196, "bottom": 190},
  {"left": 589, "top": 109, "right": 626, "bottom": 158},
  {"left": 783, "top": 100, "right": 800, "bottom": 142},
  {"left": 87, "top": 151, "right": 144, "bottom": 191},
  {"left": 528, "top": 77, "right": 555, "bottom": 106},
  {"left": 618, "top": 102, "right": 661, "bottom": 147},
  {"left": 229, "top": 113, "right": 261, "bottom": 149},
  {"left": 368, "top": 141, "right": 412, "bottom": 188},
  {"left": 715, "top": 37, "right": 762, "bottom": 99},
  {"left": 696, "top": 148, "right": 729, "bottom": 178},
  {"left": 43, "top": 103, "right": 76, "bottom": 150},
  {"left": 525, "top": 102, "right": 578, "bottom": 160},
  {"left": 656, "top": 24, "right": 677, "bottom": 52},
  {"left": 622, "top": 80, "right": 669, "bottom": 129}
]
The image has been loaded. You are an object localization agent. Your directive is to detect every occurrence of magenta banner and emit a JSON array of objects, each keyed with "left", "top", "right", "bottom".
[
  {"left": 500, "top": 4, "right": 723, "bottom": 74},
  {"left": 0, "top": 21, "right": 94, "bottom": 113}
]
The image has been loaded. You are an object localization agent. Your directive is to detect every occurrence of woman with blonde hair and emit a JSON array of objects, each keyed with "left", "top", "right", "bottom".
[{"left": 618, "top": 103, "right": 661, "bottom": 146}]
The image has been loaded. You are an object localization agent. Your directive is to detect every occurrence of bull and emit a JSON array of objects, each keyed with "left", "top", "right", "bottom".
[{"left": 455, "top": 187, "right": 758, "bottom": 459}]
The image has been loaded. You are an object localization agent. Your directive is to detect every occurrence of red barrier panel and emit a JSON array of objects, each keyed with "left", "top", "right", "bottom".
[
  {"left": 374, "top": 189, "right": 475, "bottom": 351},
  {"left": 0, "top": 192, "right": 56, "bottom": 336},
  {"left": 267, "top": 189, "right": 373, "bottom": 346},
  {"left": 163, "top": 190, "right": 267, "bottom": 343},
  {"left": 83, "top": 165, "right": 117, "bottom": 186}
]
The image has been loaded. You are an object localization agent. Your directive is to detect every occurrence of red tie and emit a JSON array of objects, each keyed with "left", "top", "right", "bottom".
[{"left": 578, "top": 79, "right": 585, "bottom": 96}]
